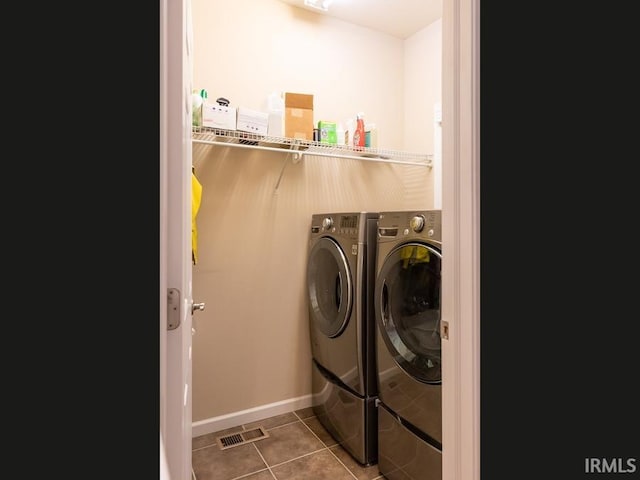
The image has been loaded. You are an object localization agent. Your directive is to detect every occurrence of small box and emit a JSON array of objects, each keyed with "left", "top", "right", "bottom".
[
  {"left": 284, "top": 92, "right": 314, "bottom": 140},
  {"left": 236, "top": 107, "right": 269, "bottom": 135},
  {"left": 317, "top": 121, "right": 337, "bottom": 145},
  {"left": 202, "top": 102, "right": 237, "bottom": 130}
]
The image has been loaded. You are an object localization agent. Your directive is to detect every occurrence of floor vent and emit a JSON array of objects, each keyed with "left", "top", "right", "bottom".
[{"left": 217, "top": 427, "right": 269, "bottom": 450}]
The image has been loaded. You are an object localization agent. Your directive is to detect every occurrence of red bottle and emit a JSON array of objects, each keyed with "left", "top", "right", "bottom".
[{"left": 353, "top": 113, "right": 365, "bottom": 148}]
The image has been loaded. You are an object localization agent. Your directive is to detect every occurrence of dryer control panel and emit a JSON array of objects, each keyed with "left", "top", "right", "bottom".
[
  {"left": 378, "top": 210, "right": 441, "bottom": 243},
  {"left": 312, "top": 214, "right": 360, "bottom": 236},
  {"left": 310, "top": 213, "right": 378, "bottom": 246}
]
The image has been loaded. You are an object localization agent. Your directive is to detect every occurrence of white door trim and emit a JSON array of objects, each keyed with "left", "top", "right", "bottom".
[
  {"left": 161, "top": 0, "right": 194, "bottom": 478},
  {"left": 442, "top": 0, "right": 481, "bottom": 479}
]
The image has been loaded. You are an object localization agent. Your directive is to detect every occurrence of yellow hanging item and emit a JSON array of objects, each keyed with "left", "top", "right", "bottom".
[
  {"left": 400, "top": 245, "right": 430, "bottom": 268},
  {"left": 192, "top": 170, "right": 203, "bottom": 265}
]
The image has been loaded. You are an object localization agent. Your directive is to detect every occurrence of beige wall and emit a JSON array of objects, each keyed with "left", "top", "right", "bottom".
[
  {"left": 405, "top": 19, "right": 442, "bottom": 204},
  {"left": 191, "top": 0, "right": 442, "bottom": 426}
]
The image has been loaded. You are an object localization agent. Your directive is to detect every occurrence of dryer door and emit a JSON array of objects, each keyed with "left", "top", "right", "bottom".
[
  {"left": 308, "top": 237, "right": 353, "bottom": 338},
  {"left": 375, "top": 242, "right": 442, "bottom": 384}
]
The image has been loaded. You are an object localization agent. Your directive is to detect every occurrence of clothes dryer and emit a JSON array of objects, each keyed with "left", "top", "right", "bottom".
[
  {"left": 374, "top": 210, "right": 442, "bottom": 480},
  {"left": 307, "top": 212, "right": 379, "bottom": 466}
]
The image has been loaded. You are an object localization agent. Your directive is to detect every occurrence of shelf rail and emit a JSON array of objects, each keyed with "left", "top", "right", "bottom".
[{"left": 192, "top": 127, "right": 432, "bottom": 167}]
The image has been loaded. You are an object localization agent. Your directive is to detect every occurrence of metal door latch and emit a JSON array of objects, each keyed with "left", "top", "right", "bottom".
[
  {"left": 167, "top": 288, "right": 181, "bottom": 330},
  {"left": 441, "top": 320, "right": 449, "bottom": 340},
  {"left": 192, "top": 302, "right": 205, "bottom": 314}
]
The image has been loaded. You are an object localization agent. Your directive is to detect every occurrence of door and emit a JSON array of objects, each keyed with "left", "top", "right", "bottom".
[
  {"left": 308, "top": 234, "right": 368, "bottom": 394},
  {"left": 375, "top": 242, "right": 442, "bottom": 385},
  {"left": 307, "top": 237, "right": 353, "bottom": 339},
  {"left": 160, "top": 0, "right": 194, "bottom": 478},
  {"left": 375, "top": 241, "right": 443, "bottom": 445}
]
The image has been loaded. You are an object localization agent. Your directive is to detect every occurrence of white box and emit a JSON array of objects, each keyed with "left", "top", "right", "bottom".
[
  {"left": 236, "top": 107, "right": 269, "bottom": 135},
  {"left": 202, "top": 103, "right": 237, "bottom": 130}
]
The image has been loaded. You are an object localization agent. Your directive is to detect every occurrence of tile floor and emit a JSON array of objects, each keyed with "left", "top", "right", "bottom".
[{"left": 192, "top": 407, "right": 384, "bottom": 480}]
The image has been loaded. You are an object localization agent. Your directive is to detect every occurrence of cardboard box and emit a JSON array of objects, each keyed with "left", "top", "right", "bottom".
[
  {"left": 284, "top": 92, "right": 314, "bottom": 140},
  {"left": 317, "top": 121, "right": 337, "bottom": 145},
  {"left": 202, "top": 102, "right": 237, "bottom": 130},
  {"left": 236, "top": 107, "right": 269, "bottom": 135}
]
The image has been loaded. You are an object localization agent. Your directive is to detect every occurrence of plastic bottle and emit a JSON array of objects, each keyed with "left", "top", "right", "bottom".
[
  {"left": 366, "top": 122, "right": 378, "bottom": 149},
  {"left": 353, "top": 112, "right": 365, "bottom": 148},
  {"left": 192, "top": 91, "right": 203, "bottom": 127},
  {"left": 191, "top": 89, "right": 207, "bottom": 127},
  {"left": 336, "top": 123, "right": 345, "bottom": 146},
  {"left": 266, "top": 92, "right": 284, "bottom": 137},
  {"left": 345, "top": 118, "right": 354, "bottom": 145}
]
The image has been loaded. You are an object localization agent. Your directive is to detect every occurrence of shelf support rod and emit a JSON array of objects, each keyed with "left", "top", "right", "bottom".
[{"left": 273, "top": 142, "right": 304, "bottom": 193}]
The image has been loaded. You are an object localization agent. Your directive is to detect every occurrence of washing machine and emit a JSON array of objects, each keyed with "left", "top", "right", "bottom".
[
  {"left": 374, "top": 210, "right": 442, "bottom": 480},
  {"left": 307, "top": 212, "right": 379, "bottom": 466}
]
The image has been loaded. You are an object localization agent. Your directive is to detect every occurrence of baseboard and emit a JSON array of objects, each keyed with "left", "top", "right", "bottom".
[{"left": 192, "top": 393, "right": 314, "bottom": 438}]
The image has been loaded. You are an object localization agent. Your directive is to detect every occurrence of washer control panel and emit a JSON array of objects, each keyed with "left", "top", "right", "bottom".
[{"left": 378, "top": 210, "right": 441, "bottom": 242}]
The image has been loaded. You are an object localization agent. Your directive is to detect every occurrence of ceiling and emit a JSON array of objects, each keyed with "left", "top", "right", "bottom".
[{"left": 277, "top": 0, "right": 442, "bottom": 39}]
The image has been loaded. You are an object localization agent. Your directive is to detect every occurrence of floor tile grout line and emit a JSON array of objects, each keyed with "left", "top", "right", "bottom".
[
  {"left": 266, "top": 446, "right": 331, "bottom": 469},
  {"left": 248, "top": 442, "right": 278, "bottom": 480},
  {"left": 297, "top": 414, "right": 359, "bottom": 480},
  {"left": 258, "top": 419, "right": 300, "bottom": 432},
  {"left": 229, "top": 466, "right": 275, "bottom": 479},
  {"left": 192, "top": 443, "right": 214, "bottom": 452},
  {"left": 325, "top": 446, "right": 359, "bottom": 480},
  {"left": 191, "top": 443, "right": 220, "bottom": 454},
  {"left": 230, "top": 465, "right": 274, "bottom": 480},
  {"left": 297, "top": 414, "right": 332, "bottom": 448},
  {"left": 292, "top": 411, "right": 305, "bottom": 421}
]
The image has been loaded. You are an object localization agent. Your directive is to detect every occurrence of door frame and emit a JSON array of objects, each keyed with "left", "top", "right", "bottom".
[
  {"left": 442, "top": 0, "right": 481, "bottom": 478},
  {"left": 160, "top": 0, "right": 194, "bottom": 478}
]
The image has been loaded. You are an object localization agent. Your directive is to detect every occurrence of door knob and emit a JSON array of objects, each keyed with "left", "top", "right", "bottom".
[{"left": 192, "top": 302, "right": 205, "bottom": 314}]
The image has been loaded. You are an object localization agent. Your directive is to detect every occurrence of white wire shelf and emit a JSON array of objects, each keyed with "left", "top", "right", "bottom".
[{"left": 192, "top": 126, "right": 432, "bottom": 167}]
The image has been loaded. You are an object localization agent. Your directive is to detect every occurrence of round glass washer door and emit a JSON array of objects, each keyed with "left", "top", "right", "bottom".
[
  {"left": 307, "top": 237, "right": 353, "bottom": 338},
  {"left": 375, "top": 242, "right": 442, "bottom": 384}
]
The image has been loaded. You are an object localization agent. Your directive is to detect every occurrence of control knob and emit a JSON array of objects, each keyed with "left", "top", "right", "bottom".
[
  {"left": 410, "top": 215, "right": 425, "bottom": 232},
  {"left": 322, "top": 217, "right": 334, "bottom": 229}
]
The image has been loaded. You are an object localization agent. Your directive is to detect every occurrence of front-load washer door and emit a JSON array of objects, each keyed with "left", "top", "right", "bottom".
[
  {"left": 308, "top": 237, "right": 353, "bottom": 339},
  {"left": 375, "top": 242, "right": 442, "bottom": 444},
  {"left": 375, "top": 242, "right": 442, "bottom": 385},
  {"left": 308, "top": 236, "right": 366, "bottom": 395}
]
